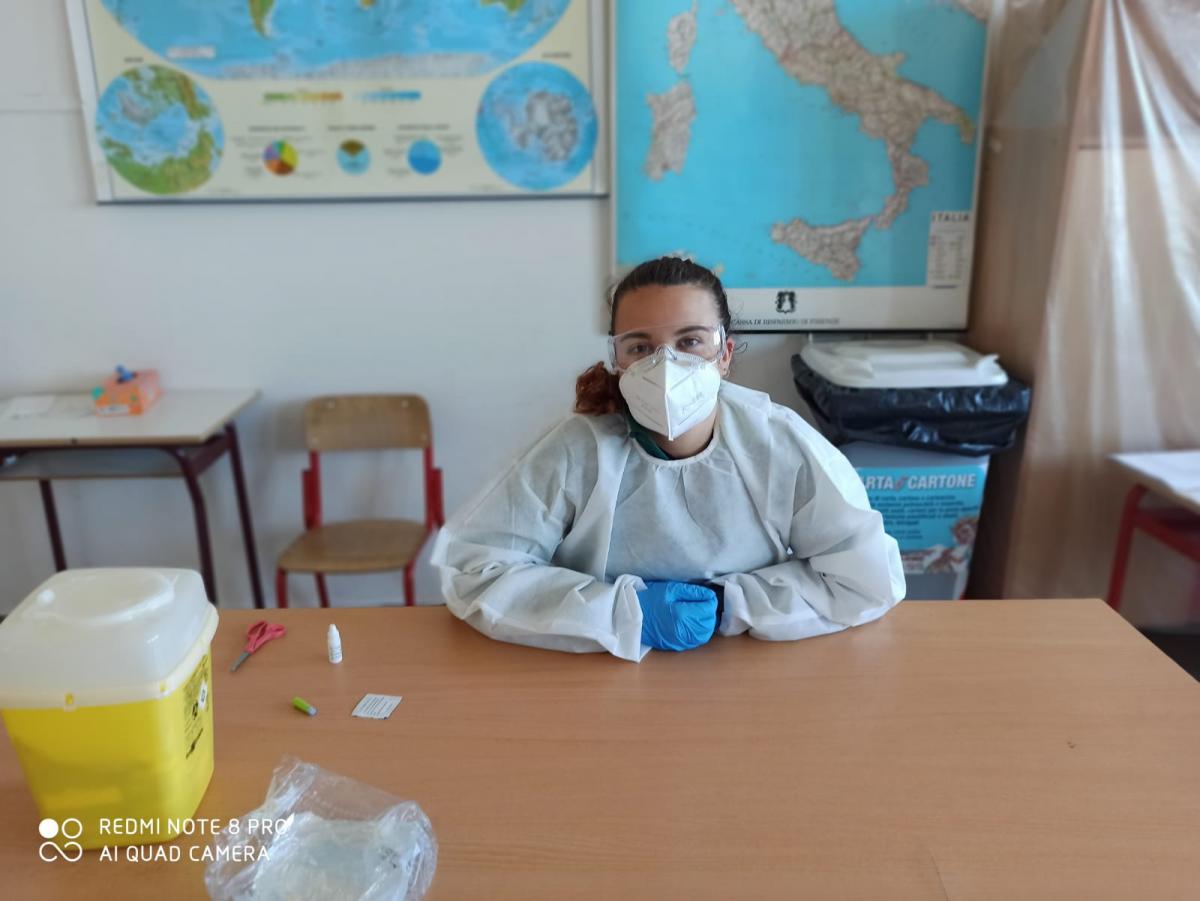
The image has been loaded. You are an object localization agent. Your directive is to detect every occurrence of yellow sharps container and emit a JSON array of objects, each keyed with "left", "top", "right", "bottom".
[{"left": 0, "top": 568, "right": 218, "bottom": 849}]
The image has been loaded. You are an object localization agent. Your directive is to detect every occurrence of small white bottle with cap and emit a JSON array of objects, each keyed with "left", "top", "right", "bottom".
[{"left": 327, "top": 624, "right": 342, "bottom": 664}]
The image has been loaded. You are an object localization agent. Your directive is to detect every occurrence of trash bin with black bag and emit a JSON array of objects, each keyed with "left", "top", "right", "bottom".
[{"left": 792, "top": 340, "right": 1031, "bottom": 600}]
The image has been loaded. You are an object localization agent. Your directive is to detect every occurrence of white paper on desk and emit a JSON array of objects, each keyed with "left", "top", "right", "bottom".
[
  {"left": 1115, "top": 451, "right": 1200, "bottom": 506},
  {"left": 1146, "top": 454, "right": 1200, "bottom": 494},
  {"left": 56, "top": 395, "right": 97, "bottom": 418},
  {"left": 351, "top": 693, "right": 403, "bottom": 720},
  {"left": 1, "top": 395, "right": 56, "bottom": 420}
]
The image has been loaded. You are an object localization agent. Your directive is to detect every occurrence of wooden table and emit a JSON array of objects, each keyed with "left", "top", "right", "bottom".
[
  {"left": 0, "top": 390, "right": 263, "bottom": 607},
  {"left": 2, "top": 601, "right": 1199, "bottom": 899},
  {"left": 1107, "top": 451, "right": 1200, "bottom": 612}
]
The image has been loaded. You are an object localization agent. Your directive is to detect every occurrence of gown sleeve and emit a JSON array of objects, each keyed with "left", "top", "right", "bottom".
[
  {"left": 717, "top": 413, "right": 906, "bottom": 642},
  {"left": 431, "top": 417, "right": 648, "bottom": 662}
]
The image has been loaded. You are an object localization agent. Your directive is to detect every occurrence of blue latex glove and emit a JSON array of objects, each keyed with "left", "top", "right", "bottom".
[{"left": 637, "top": 581, "right": 718, "bottom": 652}]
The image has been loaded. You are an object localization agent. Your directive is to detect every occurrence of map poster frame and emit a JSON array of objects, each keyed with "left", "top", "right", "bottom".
[
  {"left": 610, "top": 0, "right": 992, "bottom": 333},
  {"left": 65, "top": 0, "right": 608, "bottom": 203}
]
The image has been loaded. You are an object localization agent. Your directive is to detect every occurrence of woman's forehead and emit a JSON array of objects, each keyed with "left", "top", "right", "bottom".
[{"left": 613, "top": 283, "right": 719, "bottom": 332}]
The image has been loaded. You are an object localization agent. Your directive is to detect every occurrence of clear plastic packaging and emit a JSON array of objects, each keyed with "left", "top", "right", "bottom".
[{"left": 204, "top": 757, "right": 437, "bottom": 901}]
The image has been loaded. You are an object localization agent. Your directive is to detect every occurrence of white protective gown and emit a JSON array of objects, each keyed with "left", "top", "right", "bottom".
[{"left": 432, "top": 382, "right": 905, "bottom": 661}]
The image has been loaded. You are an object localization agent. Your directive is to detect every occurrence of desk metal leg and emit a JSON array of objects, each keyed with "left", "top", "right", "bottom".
[
  {"left": 170, "top": 451, "right": 217, "bottom": 605},
  {"left": 1106, "top": 484, "right": 1146, "bottom": 612},
  {"left": 38, "top": 480, "right": 68, "bottom": 572},
  {"left": 225, "top": 423, "right": 265, "bottom": 609}
]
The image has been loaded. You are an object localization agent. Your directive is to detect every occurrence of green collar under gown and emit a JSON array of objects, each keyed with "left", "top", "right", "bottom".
[{"left": 624, "top": 411, "right": 673, "bottom": 460}]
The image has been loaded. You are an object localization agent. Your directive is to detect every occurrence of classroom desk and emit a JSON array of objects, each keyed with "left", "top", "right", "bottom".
[
  {"left": 2, "top": 601, "right": 1199, "bottom": 899},
  {"left": 1107, "top": 451, "right": 1200, "bottom": 612},
  {"left": 0, "top": 390, "right": 263, "bottom": 607}
]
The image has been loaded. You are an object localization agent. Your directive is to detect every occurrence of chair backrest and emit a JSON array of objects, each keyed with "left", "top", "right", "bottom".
[{"left": 304, "top": 395, "right": 431, "bottom": 452}]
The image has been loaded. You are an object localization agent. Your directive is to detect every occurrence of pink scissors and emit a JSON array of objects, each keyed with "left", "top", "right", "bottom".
[{"left": 230, "top": 620, "right": 287, "bottom": 672}]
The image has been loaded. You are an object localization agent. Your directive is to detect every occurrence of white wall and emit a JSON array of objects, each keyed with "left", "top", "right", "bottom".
[{"left": 0, "top": 2, "right": 806, "bottom": 612}]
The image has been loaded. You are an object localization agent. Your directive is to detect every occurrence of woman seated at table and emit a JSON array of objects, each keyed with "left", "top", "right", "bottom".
[{"left": 432, "top": 257, "right": 905, "bottom": 661}]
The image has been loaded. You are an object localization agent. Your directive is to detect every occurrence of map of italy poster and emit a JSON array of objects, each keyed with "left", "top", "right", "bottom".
[
  {"left": 615, "top": 0, "right": 990, "bottom": 331},
  {"left": 67, "top": 0, "right": 605, "bottom": 201}
]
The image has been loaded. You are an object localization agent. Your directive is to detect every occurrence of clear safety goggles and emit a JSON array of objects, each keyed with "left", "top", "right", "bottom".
[{"left": 607, "top": 323, "right": 726, "bottom": 373}]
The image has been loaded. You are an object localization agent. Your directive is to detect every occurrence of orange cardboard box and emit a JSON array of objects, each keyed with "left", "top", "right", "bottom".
[{"left": 93, "top": 369, "right": 162, "bottom": 416}]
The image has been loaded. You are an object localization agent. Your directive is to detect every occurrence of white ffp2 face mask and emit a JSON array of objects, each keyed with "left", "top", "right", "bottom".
[{"left": 618, "top": 350, "right": 722, "bottom": 440}]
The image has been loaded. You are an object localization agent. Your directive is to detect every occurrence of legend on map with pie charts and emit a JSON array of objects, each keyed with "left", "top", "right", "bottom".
[
  {"left": 407, "top": 140, "right": 442, "bottom": 176},
  {"left": 337, "top": 140, "right": 371, "bottom": 176},
  {"left": 66, "top": 0, "right": 605, "bottom": 201},
  {"left": 263, "top": 141, "right": 297, "bottom": 176}
]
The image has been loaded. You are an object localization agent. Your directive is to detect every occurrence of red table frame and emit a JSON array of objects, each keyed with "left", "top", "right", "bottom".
[{"left": 1107, "top": 483, "right": 1200, "bottom": 611}]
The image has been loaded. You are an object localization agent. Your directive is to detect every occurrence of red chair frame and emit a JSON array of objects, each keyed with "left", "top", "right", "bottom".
[{"left": 275, "top": 444, "right": 445, "bottom": 608}]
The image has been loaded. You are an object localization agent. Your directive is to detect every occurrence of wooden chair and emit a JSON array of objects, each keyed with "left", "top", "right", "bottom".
[{"left": 275, "top": 395, "right": 444, "bottom": 608}]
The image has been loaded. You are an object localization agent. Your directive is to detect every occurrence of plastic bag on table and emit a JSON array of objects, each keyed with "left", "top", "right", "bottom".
[{"left": 204, "top": 757, "right": 437, "bottom": 901}]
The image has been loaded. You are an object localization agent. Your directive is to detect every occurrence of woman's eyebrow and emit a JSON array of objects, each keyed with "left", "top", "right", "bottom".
[{"left": 618, "top": 324, "right": 711, "bottom": 339}]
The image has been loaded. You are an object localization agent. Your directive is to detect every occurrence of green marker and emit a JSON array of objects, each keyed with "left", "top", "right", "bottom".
[{"left": 292, "top": 696, "right": 317, "bottom": 716}]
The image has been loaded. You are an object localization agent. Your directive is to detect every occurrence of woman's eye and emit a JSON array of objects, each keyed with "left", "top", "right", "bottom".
[{"left": 679, "top": 337, "right": 702, "bottom": 350}]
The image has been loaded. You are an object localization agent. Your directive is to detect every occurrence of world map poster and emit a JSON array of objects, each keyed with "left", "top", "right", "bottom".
[{"left": 66, "top": 0, "right": 605, "bottom": 201}]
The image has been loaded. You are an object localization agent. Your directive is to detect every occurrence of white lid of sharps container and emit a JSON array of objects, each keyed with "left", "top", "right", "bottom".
[{"left": 0, "top": 568, "right": 218, "bottom": 710}]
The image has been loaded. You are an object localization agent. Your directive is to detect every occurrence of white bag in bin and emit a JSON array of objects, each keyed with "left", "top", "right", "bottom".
[{"left": 205, "top": 757, "right": 437, "bottom": 901}]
